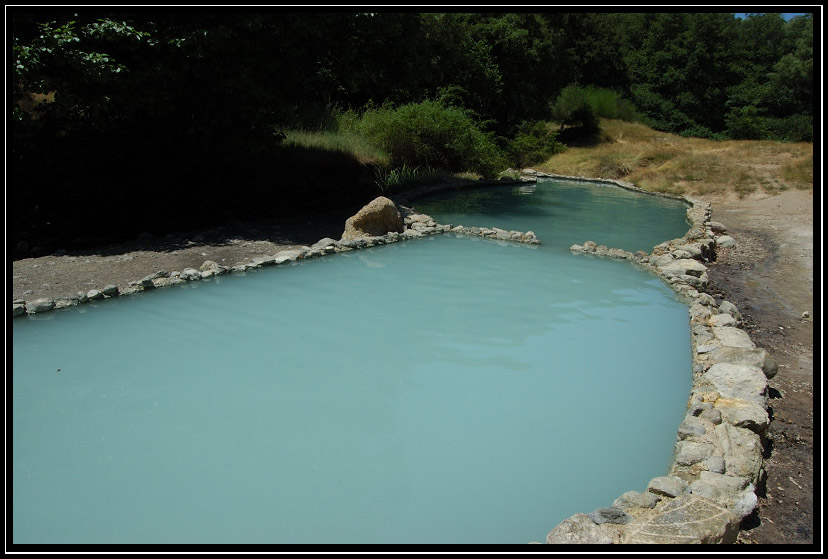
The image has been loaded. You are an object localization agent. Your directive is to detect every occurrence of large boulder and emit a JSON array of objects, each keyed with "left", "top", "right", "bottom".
[{"left": 341, "top": 196, "right": 404, "bottom": 241}]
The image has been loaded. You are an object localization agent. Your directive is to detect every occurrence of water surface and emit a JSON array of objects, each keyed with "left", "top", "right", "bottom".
[{"left": 12, "top": 180, "right": 692, "bottom": 545}]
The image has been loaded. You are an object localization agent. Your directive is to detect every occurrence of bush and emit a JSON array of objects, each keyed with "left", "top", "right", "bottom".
[
  {"left": 550, "top": 85, "right": 639, "bottom": 132},
  {"left": 764, "top": 114, "right": 813, "bottom": 142},
  {"left": 550, "top": 85, "right": 600, "bottom": 130},
  {"left": 725, "top": 105, "right": 767, "bottom": 140},
  {"left": 507, "top": 121, "right": 565, "bottom": 168},
  {"left": 352, "top": 99, "right": 506, "bottom": 178}
]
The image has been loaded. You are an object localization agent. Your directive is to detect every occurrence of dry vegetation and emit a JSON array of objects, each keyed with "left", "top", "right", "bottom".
[{"left": 537, "top": 119, "right": 814, "bottom": 197}]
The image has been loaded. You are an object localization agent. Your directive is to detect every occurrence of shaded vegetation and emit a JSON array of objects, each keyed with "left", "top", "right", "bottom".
[{"left": 10, "top": 10, "right": 814, "bottom": 256}]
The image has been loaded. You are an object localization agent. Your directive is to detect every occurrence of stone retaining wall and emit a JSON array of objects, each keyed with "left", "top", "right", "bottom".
[
  {"left": 11, "top": 173, "right": 766, "bottom": 545},
  {"left": 531, "top": 171, "right": 770, "bottom": 545}
]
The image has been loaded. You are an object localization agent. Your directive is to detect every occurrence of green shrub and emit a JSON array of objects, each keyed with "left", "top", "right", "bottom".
[
  {"left": 507, "top": 121, "right": 565, "bottom": 168},
  {"left": 353, "top": 99, "right": 506, "bottom": 178},
  {"left": 551, "top": 85, "right": 639, "bottom": 132},
  {"left": 725, "top": 105, "right": 767, "bottom": 140},
  {"left": 764, "top": 114, "right": 813, "bottom": 142}
]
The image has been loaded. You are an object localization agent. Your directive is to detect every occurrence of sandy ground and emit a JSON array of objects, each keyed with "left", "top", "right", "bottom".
[{"left": 9, "top": 187, "right": 817, "bottom": 546}]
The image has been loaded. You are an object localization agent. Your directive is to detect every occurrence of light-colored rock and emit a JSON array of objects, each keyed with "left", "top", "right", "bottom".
[
  {"left": 714, "top": 423, "right": 764, "bottom": 485},
  {"left": 717, "top": 235, "right": 736, "bottom": 247},
  {"left": 26, "top": 298, "right": 56, "bottom": 313},
  {"left": 200, "top": 260, "right": 224, "bottom": 274},
  {"left": 690, "top": 472, "right": 757, "bottom": 519},
  {"left": 714, "top": 397, "right": 770, "bottom": 433},
  {"left": 87, "top": 289, "right": 104, "bottom": 300},
  {"left": 718, "top": 300, "right": 741, "bottom": 320},
  {"left": 674, "top": 440, "right": 715, "bottom": 466},
  {"left": 613, "top": 490, "right": 660, "bottom": 511},
  {"left": 101, "top": 284, "right": 119, "bottom": 297},
  {"left": 708, "top": 346, "right": 778, "bottom": 379},
  {"left": 709, "top": 313, "right": 737, "bottom": 327},
  {"left": 711, "top": 326, "right": 756, "bottom": 349},
  {"left": 546, "top": 513, "right": 613, "bottom": 544},
  {"left": 705, "top": 455, "right": 726, "bottom": 474},
  {"left": 701, "top": 363, "right": 767, "bottom": 407},
  {"left": 659, "top": 258, "right": 708, "bottom": 278},
  {"left": 621, "top": 494, "right": 740, "bottom": 544},
  {"left": 647, "top": 476, "right": 690, "bottom": 498},
  {"left": 342, "top": 196, "right": 404, "bottom": 240},
  {"left": 677, "top": 415, "right": 707, "bottom": 439}
]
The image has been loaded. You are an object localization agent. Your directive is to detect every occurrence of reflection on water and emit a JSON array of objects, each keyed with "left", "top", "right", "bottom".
[{"left": 12, "top": 181, "right": 692, "bottom": 545}]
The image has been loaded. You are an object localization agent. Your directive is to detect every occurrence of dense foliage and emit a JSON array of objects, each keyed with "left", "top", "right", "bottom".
[{"left": 10, "top": 10, "right": 814, "bottom": 253}]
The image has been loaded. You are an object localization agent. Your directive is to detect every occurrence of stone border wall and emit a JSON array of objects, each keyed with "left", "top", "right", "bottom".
[
  {"left": 529, "top": 171, "right": 771, "bottom": 545},
  {"left": 11, "top": 173, "right": 768, "bottom": 545}
]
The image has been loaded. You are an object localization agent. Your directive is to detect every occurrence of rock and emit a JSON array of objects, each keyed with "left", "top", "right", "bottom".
[
  {"left": 26, "top": 298, "right": 55, "bottom": 313},
  {"left": 12, "top": 302, "right": 26, "bottom": 316},
  {"left": 713, "top": 397, "right": 770, "bottom": 433},
  {"left": 701, "top": 363, "right": 768, "bottom": 407},
  {"left": 101, "top": 284, "right": 119, "bottom": 297},
  {"left": 714, "top": 423, "right": 764, "bottom": 485},
  {"left": 689, "top": 303, "right": 712, "bottom": 322},
  {"left": 708, "top": 346, "right": 777, "bottom": 379},
  {"left": 709, "top": 313, "right": 737, "bottom": 327},
  {"left": 200, "top": 260, "right": 223, "bottom": 273},
  {"left": 546, "top": 513, "right": 613, "bottom": 544},
  {"left": 697, "top": 292, "right": 717, "bottom": 306},
  {"left": 711, "top": 326, "right": 756, "bottom": 349},
  {"left": 658, "top": 258, "right": 708, "bottom": 279},
  {"left": 311, "top": 238, "right": 339, "bottom": 253},
  {"left": 677, "top": 415, "right": 707, "bottom": 439},
  {"left": 274, "top": 249, "right": 303, "bottom": 264},
  {"left": 251, "top": 255, "right": 276, "bottom": 267},
  {"left": 708, "top": 221, "right": 728, "bottom": 234},
  {"left": 698, "top": 408, "right": 723, "bottom": 425},
  {"left": 588, "top": 507, "right": 633, "bottom": 525},
  {"left": 674, "top": 440, "right": 714, "bottom": 466},
  {"left": 613, "top": 491, "right": 660, "bottom": 511},
  {"left": 180, "top": 268, "right": 202, "bottom": 281},
  {"left": 705, "top": 455, "right": 726, "bottom": 474},
  {"left": 622, "top": 494, "right": 740, "bottom": 544},
  {"left": 718, "top": 300, "right": 742, "bottom": 321},
  {"left": 647, "top": 476, "right": 690, "bottom": 498},
  {"left": 140, "top": 273, "right": 160, "bottom": 288},
  {"left": 342, "top": 196, "right": 404, "bottom": 240},
  {"left": 690, "top": 471, "right": 757, "bottom": 519},
  {"left": 87, "top": 289, "right": 104, "bottom": 300},
  {"left": 716, "top": 235, "right": 736, "bottom": 247}
]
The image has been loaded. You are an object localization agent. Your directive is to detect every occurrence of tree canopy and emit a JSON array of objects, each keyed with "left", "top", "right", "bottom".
[{"left": 10, "top": 10, "right": 815, "bottom": 253}]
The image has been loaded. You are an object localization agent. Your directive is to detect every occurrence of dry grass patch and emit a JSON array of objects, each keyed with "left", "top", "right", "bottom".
[{"left": 538, "top": 120, "right": 813, "bottom": 198}]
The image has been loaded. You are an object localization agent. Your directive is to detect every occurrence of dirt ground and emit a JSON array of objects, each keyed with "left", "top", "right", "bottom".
[
  {"left": 9, "top": 188, "right": 816, "bottom": 547},
  {"left": 697, "top": 188, "right": 816, "bottom": 546}
]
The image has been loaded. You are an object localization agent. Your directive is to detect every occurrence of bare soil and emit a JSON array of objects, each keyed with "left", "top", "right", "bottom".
[
  {"left": 9, "top": 188, "right": 816, "bottom": 547},
  {"left": 696, "top": 189, "right": 815, "bottom": 546}
]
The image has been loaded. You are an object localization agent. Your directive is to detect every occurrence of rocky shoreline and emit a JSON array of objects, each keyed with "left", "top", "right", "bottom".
[{"left": 11, "top": 173, "right": 773, "bottom": 545}]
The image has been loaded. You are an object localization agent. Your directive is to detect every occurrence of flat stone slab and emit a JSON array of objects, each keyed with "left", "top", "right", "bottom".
[
  {"left": 712, "top": 326, "right": 756, "bottom": 349},
  {"left": 621, "top": 494, "right": 740, "bottom": 544},
  {"left": 701, "top": 363, "right": 768, "bottom": 407},
  {"left": 546, "top": 513, "right": 613, "bottom": 544}
]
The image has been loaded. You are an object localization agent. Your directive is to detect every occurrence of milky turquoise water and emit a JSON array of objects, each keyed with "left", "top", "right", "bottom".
[{"left": 12, "top": 179, "right": 692, "bottom": 545}]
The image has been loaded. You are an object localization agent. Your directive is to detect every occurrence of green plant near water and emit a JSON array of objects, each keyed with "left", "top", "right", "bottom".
[
  {"left": 373, "top": 163, "right": 453, "bottom": 195},
  {"left": 348, "top": 99, "right": 506, "bottom": 178}
]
